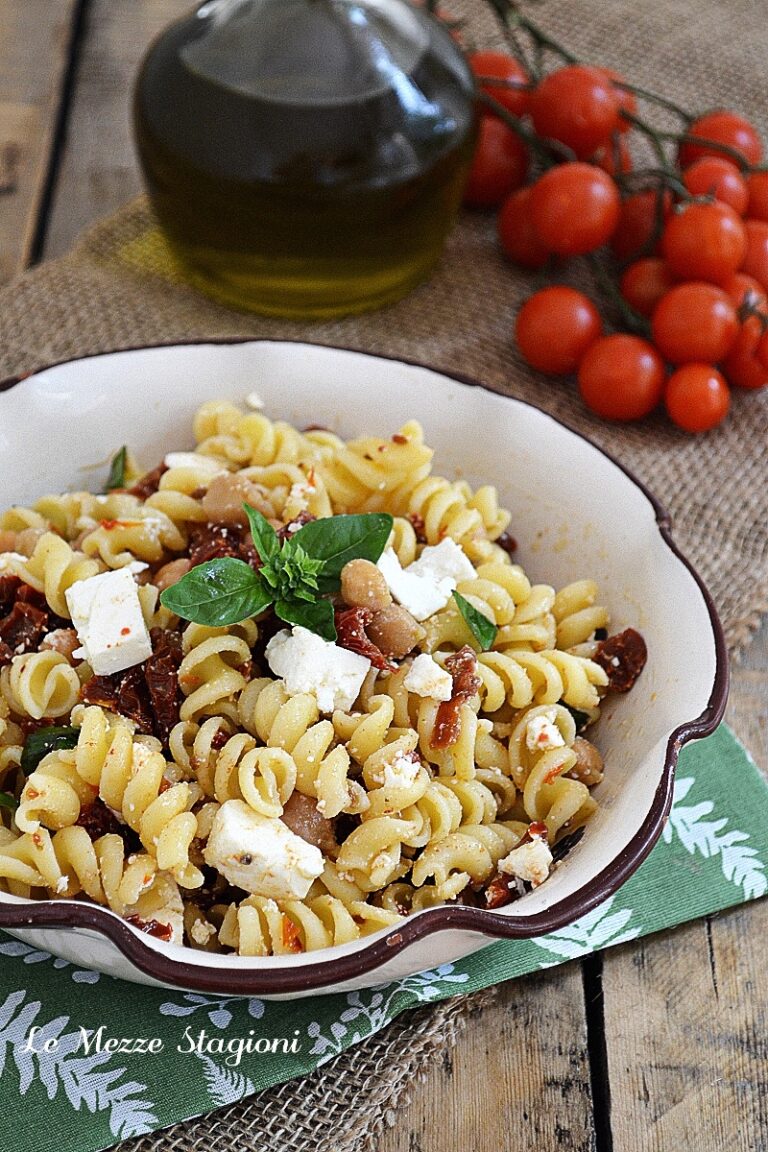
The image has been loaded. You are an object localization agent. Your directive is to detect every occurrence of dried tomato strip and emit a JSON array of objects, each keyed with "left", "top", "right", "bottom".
[
  {"left": 334, "top": 606, "right": 396, "bottom": 672},
  {"left": 431, "top": 645, "right": 481, "bottom": 749}
]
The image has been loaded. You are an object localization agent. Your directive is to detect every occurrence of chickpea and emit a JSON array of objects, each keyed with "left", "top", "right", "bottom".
[
  {"left": 567, "top": 737, "right": 604, "bottom": 787},
  {"left": 41, "top": 628, "right": 80, "bottom": 661},
  {"left": 340, "top": 559, "right": 392, "bottom": 611},
  {"left": 202, "top": 473, "right": 273, "bottom": 527},
  {"left": 367, "top": 605, "right": 425, "bottom": 659},
  {"left": 154, "top": 557, "right": 192, "bottom": 591},
  {"left": 0, "top": 529, "right": 17, "bottom": 553}
]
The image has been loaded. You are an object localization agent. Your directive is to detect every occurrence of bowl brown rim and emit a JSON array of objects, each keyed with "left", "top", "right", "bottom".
[{"left": 0, "top": 338, "right": 729, "bottom": 994}]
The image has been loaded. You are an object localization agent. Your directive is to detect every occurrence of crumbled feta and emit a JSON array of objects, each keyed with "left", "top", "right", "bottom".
[
  {"left": 381, "top": 751, "right": 420, "bottom": 791},
  {"left": 498, "top": 836, "right": 554, "bottom": 888},
  {"left": 190, "top": 919, "right": 216, "bottom": 946},
  {"left": 377, "top": 538, "right": 476, "bottom": 622},
  {"left": 0, "top": 552, "right": 25, "bottom": 573},
  {"left": 204, "top": 799, "right": 324, "bottom": 900},
  {"left": 525, "top": 709, "right": 566, "bottom": 753},
  {"left": 164, "top": 452, "right": 227, "bottom": 475},
  {"left": 245, "top": 390, "right": 265, "bottom": 410},
  {"left": 127, "top": 561, "right": 149, "bottom": 575},
  {"left": 403, "top": 653, "right": 453, "bottom": 701},
  {"left": 65, "top": 567, "right": 153, "bottom": 676},
  {"left": 265, "top": 626, "right": 370, "bottom": 713}
]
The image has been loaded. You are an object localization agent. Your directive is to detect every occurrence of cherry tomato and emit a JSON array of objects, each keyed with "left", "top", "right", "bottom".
[
  {"left": 740, "top": 219, "right": 768, "bottom": 290},
  {"left": 722, "top": 316, "right": 768, "bottom": 389},
  {"left": 620, "top": 258, "right": 677, "bottom": 317},
  {"left": 678, "top": 110, "right": 763, "bottom": 169},
  {"left": 515, "top": 287, "right": 603, "bottom": 374},
  {"left": 530, "top": 163, "right": 620, "bottom": 256},
  {"left": 578, "top": 334, "right": 666, "bottom": 420},
  {"left": 611, "top": 189, "right": 672, "bottom": 262},
  {"left": 591, "top": 135, "right": 633, "bottom": 177},
  {"left": 661, "top": 201, "right": 746, "bottom": 283},
  {"left": 665, "top": 364, "right": 730, "bottom": 431},
  {"left": 463, "top": 117, "right": 529, "bottom": 208},
  {"left": 468, "top": 51, "right": 530, "bottom": 118},
  {"left": 497, "top": 187, "right": 550, "bottom": 269},
  {"left": 596, "top": 68, "right": 636, "bottom": 132},
  {"left": 682, "top": 157, "right": 749, "bottom": 215},
  {"left": 719, "top": 271, "right": 767, "bottom": 310},
  {"left": 651, "top": 282, "right": 739, "bottom": 364},
  {"left": 529, "top": 66, "right": 620, "bottom": 158},
  {"left": 746, "top": 172, "right": 768, "bottom": 222}
]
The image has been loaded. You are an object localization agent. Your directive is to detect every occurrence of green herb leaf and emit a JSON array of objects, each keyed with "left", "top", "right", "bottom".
[
  {"left": 292, "top": 513, "right": 393, "bottom": 589},
  {"left": 275, "top": 597, "right": 337, "bottom": 642},
  {"left": 243, "top": 503, "right": 280, "bottom": 564},
  {"left": 0, "top": 791, "right": 17, "bottom": 811},
  {"left": 453, "top": 591, "right": 497, "bottom": 651},
  {"left": 105, "top": 446, "right": 127, "bottom": 491},
  {"left": 21, "top": 725, "right": 79, "bottom": 775},
  {"left": 160, "top": 558, "right": 273, "bottom": 626}
]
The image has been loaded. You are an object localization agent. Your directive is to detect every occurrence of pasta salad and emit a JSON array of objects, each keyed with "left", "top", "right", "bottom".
[{"left": 0, "top": 399, "right": 646, "bottom": 955}]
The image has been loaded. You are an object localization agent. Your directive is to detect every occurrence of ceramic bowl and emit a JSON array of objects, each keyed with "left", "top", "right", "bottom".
[{"left": 0, "top": 341, "right": 728, "bottom": 997}]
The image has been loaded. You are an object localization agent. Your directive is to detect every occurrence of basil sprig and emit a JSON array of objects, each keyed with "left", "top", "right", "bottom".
[
  {"left": 453, "top": 591, "right": 497, "bottom": 651},
  {"left": 0, "top": 791, "right": 17, "bottom": 812},
  {"left": 161, "top": 505, "right": 393, "bottom": 642},
  {"left": 20, "top": 725, "right": 79, "bottom": 775},
  {"left": 105, "top": 445, "right": 128, "bottom": 491}
]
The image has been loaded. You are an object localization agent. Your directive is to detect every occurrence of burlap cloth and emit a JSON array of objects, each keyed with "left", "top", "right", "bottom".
[{"left": 1, "top": 1, "right": 766, "bottom": 1148}]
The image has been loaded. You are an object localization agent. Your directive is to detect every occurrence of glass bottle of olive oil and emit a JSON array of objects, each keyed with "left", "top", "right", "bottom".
[{"left": 134, "top": 0, "right": 476, "bottom": 319}]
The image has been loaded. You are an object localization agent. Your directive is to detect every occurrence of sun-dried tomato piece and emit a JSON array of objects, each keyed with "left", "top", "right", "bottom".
[
  {"left": 495, "top": 531, "right": 518, "bottom": 557},
  {"left": 0, "top": 600, "right": 48, "bottom": 656},
  {"left": 407, "top": 514, "right": 427, "bottom": 543},
  {"left": 128, "top": 462, "right": 167, "bottom": 500},
  {"left": 125, "top": 914, "right": 174, "bottom": 943},
  {"left": 594, "top": 627, "right": 647, "bottom": 692},
  {"left": 334, "top": 606, "right": 396, "bottom": 672},
  {"left": 76, "top": 798, "right": 125, "bottom": 841},
  {"left": 277, "top": 511, "right": 316, "bottom": 542},
  {"left": 431, "top": 646, "right": 481, "bottom": 749},
  {"left": 483, "top": 872, "right": 524, "bottom": 910},
  {"left": 0, "top": 641, "right": 12, "bottom": 666},
  {"left": 0, "top": 574, "right": 21, "bottom": 615},
  {"left": 82, "top": 665, "right": 155, "bottom": 734},
  {"left": 281, "top": 915, "right": 304, "bottom": 953},
  {"left": 188, "top": 523, "right": 245, "bottom": 567},
  {"left": 144, "top": 629, "right": 183, "bottom": 746}
]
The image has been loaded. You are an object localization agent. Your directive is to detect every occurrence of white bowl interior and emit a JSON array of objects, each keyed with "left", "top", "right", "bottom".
[{"left": 0, "top": 342, "right": 718, "bottom": 987}]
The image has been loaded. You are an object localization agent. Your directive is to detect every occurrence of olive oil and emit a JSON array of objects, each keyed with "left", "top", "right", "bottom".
[{"left": 134, "top": 0, "right": 476, "bottom": 319}]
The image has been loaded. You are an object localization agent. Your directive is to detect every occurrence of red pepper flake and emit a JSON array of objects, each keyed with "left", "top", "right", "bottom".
[
  {"left": 392, "top": 433, "right": 409, "bottom": 444},
  {"left": 594, "top": 628, "right": 647, "bottom": 693},
  {"left": 281, "top": 915, "right": 304, "bottom": 953},
  {"left": 528, "top": 821, "right": 548, "bottom": 838},
  {"left": 125, "top": 915, "right": 174, "bottom": 943},
  {"left": 431, "top": 646, "right": 481, "bottom": 749},
  {"left": 334, "top": 607, "right": 397, "bottom": 672},
  {"left": 408, "top": 513, "right": 427, "bottom": 543},
  {"left": 120, "top": 627, "right": 131, "bottom": 636}
]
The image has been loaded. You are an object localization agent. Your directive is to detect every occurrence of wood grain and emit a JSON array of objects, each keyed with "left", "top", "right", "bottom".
[
  {"left": 378, "top": 963, "right": 596, "bottom": 1152},
  {"left": 42, "top": 0, "right": 190, "bottom": 260},
  {"left": 0, "top": 0, "right": 78, "bottom": 281}
]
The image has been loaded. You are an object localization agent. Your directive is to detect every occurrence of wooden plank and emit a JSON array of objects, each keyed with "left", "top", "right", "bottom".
[
  {"left": 378, "top": 964, "right": 595, "bottom": 1152},
  {"left": 602, "top": 620, "right": 768, "bottom": 1152},
  {"left": 42, "top": 0, "right": 191, "bottom": 259},
  {"left": 0, "top": 0, "right": 78, "bottom": 281}
]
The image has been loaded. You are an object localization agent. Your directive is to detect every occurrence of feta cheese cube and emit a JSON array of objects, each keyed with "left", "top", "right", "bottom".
[
  {"left": 377, "top": 539, "right": 476, "bottom": 622},
  {"left": 403, "top": 653, "right": 453, "bottom": 701},
  {"left": 65, "top": 567, "right": 153, "bottom": 676},
  {"left": 525, "top": 709, "right": 566, "bottom": 753},
  {"left": 498, "top": 836, "right": 553, "bottom": 888},
  {"left": 265, "top": 626, "right": 370, "bottom": 713},
  {"left": 204, "top": 799, "right": 324, "bottom": 899},
  {"left": 0, "top": 552, "right": 25, "bottom": 573},
  {"left": 164, "top": 452, "right": 227, "bottom": 475}
]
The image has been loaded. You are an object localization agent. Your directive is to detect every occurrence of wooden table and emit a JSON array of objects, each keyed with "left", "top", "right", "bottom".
[{"left": 1, "top": 4, "right": 766, "bottom": 1149}]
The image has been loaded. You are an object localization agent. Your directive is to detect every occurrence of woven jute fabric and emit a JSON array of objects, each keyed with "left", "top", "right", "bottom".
[{"left": 1, "top": 1, "right": 766, "bottom": 1149}]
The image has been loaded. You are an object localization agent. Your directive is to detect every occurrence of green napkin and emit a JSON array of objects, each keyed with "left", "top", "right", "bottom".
[{"left": 0, "top": 725, "right": 765, "bottom": 1152}]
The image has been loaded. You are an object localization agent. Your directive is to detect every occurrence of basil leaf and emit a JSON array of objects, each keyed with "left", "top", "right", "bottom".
[
  {"left": 293, "top": 513, "right": 393, "bottom": 588},
  {"left": 21, "top": 725, "right": 79, "bottom": 775},
  {"left": 105, "top": 446, "right": 127, "bottom": 491},
  {"left": 160, "top": 558, "right": 272, "bottom": 626},
  {"left": 243, "top": 502, "right": 279, "bottom": 564},
  {"left": 275, "top": 597, "right": 337, "bottom": 642},
  {"left": 453, "top": 591, "right": 497, "bottom": 651},
  {"left": 0, "top": 791, "right": 17, "bottom": 811}
]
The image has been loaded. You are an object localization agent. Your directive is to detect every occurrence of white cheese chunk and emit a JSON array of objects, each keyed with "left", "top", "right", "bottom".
[
  {"left": 245, "top": 390, "right": 265, "bottom": 410},
  {"left": 164, "top": 452, "right": 227, "bottom": 475},
  {"left": 377, "top": 538, "right": 476, "bottom": 622},
  {"left": 204, "top": 799, "right": 324, "bottom": 900},
  {"left": 0, "top": 551, "right": 25, "bottom": 573},
  {"left": 403, "top": 653, "right": 453, "bottom": 701},
  {"left": 525, "top": 709, "right": 566, "bottom": 753},
  {"left": 498, "top": 836, "right": 554, "bottom": 888},
  {"left": 65, "top": 567, "right": 153, "bottom": 676},
  {"left": 381, "top": 751, "right": 421, "bottom": 791},
  {"left": 265, "top": 626, "right": 371, "bottom": 713}
]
